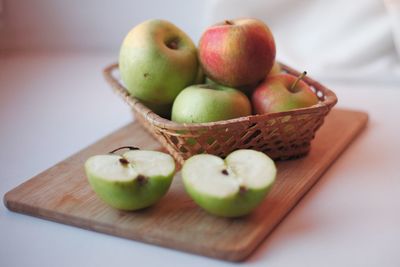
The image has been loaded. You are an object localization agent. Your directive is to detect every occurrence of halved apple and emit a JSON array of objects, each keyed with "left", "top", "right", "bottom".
[
  {"left": 85, "top": 149, "right": 175, "bottom": 211},
  {"left": 182, "top": 149, "right": 276, "bottom": 217}
]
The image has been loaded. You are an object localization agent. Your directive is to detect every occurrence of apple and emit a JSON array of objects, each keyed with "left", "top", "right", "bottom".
[
  {"left": 252, "top": 72, "right": 319, "bottom": 114},
  {"left": 119, "top": 19, "right": 199, "bottom": 107},
  {"left": 85, "top": 147, "right": 175, "bottom": 211},
  {"left": 182, "top": 149, "right": 276, "bottom": 217},
  {"left": 198, "top": 18, "right": 276, "bottom": 88},
  {"left": 171, "top": 84, "right": 252, "bottom": 123}
]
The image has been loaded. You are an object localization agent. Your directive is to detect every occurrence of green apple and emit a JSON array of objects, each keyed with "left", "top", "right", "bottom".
[
  {"left": 182, "top": 149, "right": 276, "bottom": 217},
  {"left": 85, "top": 148, "right": 175, "bottom": 210},
  {"left": 252, "top": 71, "right": 319, "bottom": 114},
  {"left": 171, "top": 84, "right": 252, "bottom": 123},
  {"left": 119, "top": 19, "right": 199, "bottom": 107}
]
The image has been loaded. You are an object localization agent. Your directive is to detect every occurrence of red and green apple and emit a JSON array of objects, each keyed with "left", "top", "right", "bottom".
[
  {"left": 198, "top": 18, "right": 276, "bottom": 88},
  {"left": 252, "top": 72, "right": 319, "bottom": 114}
]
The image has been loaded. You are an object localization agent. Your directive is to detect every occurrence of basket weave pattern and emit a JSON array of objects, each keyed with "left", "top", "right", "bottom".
[{"left": 104, "top": 63, "right": 337, "bottom": 165}]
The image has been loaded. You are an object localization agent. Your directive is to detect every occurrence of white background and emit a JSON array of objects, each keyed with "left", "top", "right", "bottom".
[{"left": 1, "top": 1, "right": 400, "bottom": 266}]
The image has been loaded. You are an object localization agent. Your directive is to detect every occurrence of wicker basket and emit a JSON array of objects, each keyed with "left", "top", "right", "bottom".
[{"left": 103, "top": 63, "right": 337, "bottom": 165}]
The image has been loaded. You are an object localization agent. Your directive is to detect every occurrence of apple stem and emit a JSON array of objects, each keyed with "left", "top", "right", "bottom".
[
  {"left": 290, "top": 71, "right": 307, "bottom": 92},
  {"left": 109, "top": 146, "right": 140, "bottom": 154},
  {"left": 224, "top": 20, "right": 233, "bottom": 25}
]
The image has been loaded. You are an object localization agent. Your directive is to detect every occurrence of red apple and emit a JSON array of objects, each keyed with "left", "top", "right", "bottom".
[
  {"left": 252, "top": 72, "right": 319, "bottom": 114},
  {"left": 199, "top": 18, "right": 276, "bottom": 88}
]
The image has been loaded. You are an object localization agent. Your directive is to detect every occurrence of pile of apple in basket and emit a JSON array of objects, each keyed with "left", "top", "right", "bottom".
[{"left": 85, "top": 18, "right": 335, "bottom": 217}]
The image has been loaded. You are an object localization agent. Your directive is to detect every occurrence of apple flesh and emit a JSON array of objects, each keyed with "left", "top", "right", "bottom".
[
  {"left": 119, "top": 19, "right": 199, "bottom": 106},
  {"left": 252, "top": 72, "right": 319, "bottom": 114},
  {"left": 182, "top": 149, "right": 276, "bottom": 217},
  {"left": 85, "top": 149, "right": 175, "bottom": 210},
  {"left": 171, "top": 84, "right": 252, "bottom": 123},
  {"left": 199, "top": 18, "right": 276, "bottom": 88}
]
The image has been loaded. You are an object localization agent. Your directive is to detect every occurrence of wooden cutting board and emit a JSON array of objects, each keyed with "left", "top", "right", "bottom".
[{"left": 4, "top": 108, "right": 368, "bottom": 262}]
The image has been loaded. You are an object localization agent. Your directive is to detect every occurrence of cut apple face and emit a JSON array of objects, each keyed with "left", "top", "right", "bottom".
[
  {"left": 85, "top": 150, "right": 175, "bottom": 211},
  {"left": 182, "top": 149, "right": 276, "bottom": 217}
]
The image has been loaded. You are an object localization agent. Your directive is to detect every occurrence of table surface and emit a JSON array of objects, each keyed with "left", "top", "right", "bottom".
[{"left": 1, "top": 51, "right": 399, "bottom": 267}]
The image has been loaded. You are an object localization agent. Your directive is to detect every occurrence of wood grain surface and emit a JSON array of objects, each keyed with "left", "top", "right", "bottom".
[{"left": 3, "top": 108, "right": 368, "bottom": 261}]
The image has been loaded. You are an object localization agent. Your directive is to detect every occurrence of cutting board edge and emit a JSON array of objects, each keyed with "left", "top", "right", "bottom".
[{"left": 3, "top": 194, "right": 247, "bottom": 261}]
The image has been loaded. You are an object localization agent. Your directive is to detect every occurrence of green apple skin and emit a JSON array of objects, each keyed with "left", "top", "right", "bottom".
[
  {"left": 171, "top": 84, "right": 252, "bottom": 123},
  {"left": 252, "top": 73, "right": 319, "bottom": 114},
  {"left": 184, "top": 183, "right": 273, "bottom": 217},
  {"left": 87, "top": 172, "right": 173, "bottom": 211},
  {"left": 119, "top": 19, "right": 199, "bottom": 105}
]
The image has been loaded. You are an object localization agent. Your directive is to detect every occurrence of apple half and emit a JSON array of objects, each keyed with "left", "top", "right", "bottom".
[
  {"left": 85, "top": 149, "right": 175, "bottom": 211},
  {"left": 182, "top": 149, "right": 276, "bottom": 217}
]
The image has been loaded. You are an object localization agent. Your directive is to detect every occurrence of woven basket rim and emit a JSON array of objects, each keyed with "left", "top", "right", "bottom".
[{"left": 103, "top": 62, "right": 338, "bottom": 131}]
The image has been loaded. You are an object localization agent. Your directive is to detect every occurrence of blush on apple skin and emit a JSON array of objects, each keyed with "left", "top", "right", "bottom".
[
  {"left": 251, "top": 74, "right": 319, "bottom": 114},
  {"left": 199, "top": 18, "right": 276, "bottom": 89}
]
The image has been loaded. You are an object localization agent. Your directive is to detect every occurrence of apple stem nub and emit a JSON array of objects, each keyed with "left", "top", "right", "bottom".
[
  {"left": 239, "top": 186, "right": 247, "bottom": 195},
  {"left": 166, "top": 39, "right": 179, "bottom": 50},
  {"left": 137, "top": 175, "right": 148, "bottom": 186},
  {"left": 109, "top": 146, "right": 140, "bottom": 154},
  {"left": 224, "top": 20, "right": 233, "bottom": 25},
  {"left": 290, "top": 71, "right": 307, "bottom": 93}
]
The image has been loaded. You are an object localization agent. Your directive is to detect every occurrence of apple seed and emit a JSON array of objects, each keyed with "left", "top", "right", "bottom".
[
  {"left": 221, "top": 169, "right": 229, "bottom": 175},
  {"left": 119, "top": 158, "right": 130, "bottom": 166}
]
